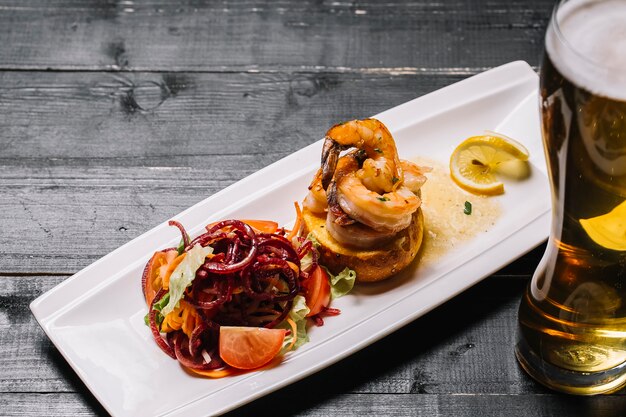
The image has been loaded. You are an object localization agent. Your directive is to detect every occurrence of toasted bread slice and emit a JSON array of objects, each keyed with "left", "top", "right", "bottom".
[{"left": 301, "top": 207, "right": 424, "bottom": 282}]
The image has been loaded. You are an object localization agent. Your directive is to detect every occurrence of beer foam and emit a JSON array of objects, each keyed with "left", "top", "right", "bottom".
[{"left": 545, "top": 0, "right": 626, "bottom": 101}]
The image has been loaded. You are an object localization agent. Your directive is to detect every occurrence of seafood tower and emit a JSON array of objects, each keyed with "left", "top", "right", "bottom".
[{"left": 302, "top": 118, "right": 428, "bottom": 282}]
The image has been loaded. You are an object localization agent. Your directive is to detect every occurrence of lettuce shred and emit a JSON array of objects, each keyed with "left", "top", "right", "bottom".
[
  {"left": 327, "top": 267, "right": 356, "bottom": 299},
  {"left": 279, "top": 295, "right": 310, "bottom": 351},
  {"left": 143, "top": 292, "right": 170, "bottom": 326},
  {"left": 303, "top": 232, "right": 355, "bottom": 298},
  {"left": 161, "top": 244, "right": 213, "bottom": 316},
  {"left": 306, "top": 232, "right": 321, "bottom": 249}
]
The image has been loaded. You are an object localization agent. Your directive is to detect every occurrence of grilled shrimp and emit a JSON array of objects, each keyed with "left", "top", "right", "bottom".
[
  {"left": 308, "top": 118, "right": 429, "bottom": 248},
  {"left": 321, "top": 118, "right": 403, "bottom": 192},
  {"left": 328, "top": 154, "right": 421, "bottom": 234},
  {"left": 303, "top": 168, "right": 327, "bottom": 214},
  {"left": 325, "top": 210, "right": 396, "bottom": 249},
  {"left": 302, "top": 157, "right": 426, "bottom": 216},
  {"left": 400, "top": 159, "right": 430, "bottom": 194}
]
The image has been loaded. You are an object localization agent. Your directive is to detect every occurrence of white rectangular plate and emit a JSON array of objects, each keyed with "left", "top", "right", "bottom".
[{"left": 31, "top": 61, "right": 550, "bottom": 417}]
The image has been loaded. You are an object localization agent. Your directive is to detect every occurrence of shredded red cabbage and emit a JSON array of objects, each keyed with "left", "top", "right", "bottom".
[{"left": 143, "top": 219, "right": 321, "bottom": 372}]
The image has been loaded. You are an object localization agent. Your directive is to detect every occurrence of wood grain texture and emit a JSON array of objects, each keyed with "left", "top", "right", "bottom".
[
  {"left": 0, "top": 71, "right": 471, "bottom": 161},
  {"left": 0, "top": 393, "right": 107, "bottom": 417},
  {"left": 0, "top": 70, "right": 476, "bottom": 273},
  {"left": 3, "top": 392, "right": 626, "bottom": 417},
  {"left": 0, "top": 0, "right": 552, "bottom": 72},
  {"left": 5, "top": 0, "right": 616, "bottom": 415}
]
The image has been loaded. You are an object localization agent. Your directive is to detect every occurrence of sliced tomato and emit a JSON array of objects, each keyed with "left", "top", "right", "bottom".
[
  {"left": 243, "top": 220, "right": 279, "bottom": 234},
  {"left": 301, "top": 266, "right": 331, "bottom": 317},
  {"left": 205, "top": 220, "right": 279, "bottom": 234},
  {"left": 142, "top": 249, "right": 178, "bottom": 306},
  {"left": 219, "top": 326, "right": 286, "bottom": 370}
]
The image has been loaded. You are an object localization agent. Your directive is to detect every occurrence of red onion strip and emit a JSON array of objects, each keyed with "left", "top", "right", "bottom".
[
  {"left": 149, "top": 289, "right": 176, "bottom": 359},
  {"left": 203, "top": 221, "right": 258, "bottom": 274},
  {"left": 168, "top": 220, "right": 190, "bottom": 249}
]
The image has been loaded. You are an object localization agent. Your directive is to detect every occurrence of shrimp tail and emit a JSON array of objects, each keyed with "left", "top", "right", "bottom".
[{"left": 321, "top": 137, "right": 342, "bottom": 190}]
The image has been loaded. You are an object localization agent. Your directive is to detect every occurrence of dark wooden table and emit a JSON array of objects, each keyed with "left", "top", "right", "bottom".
[{"left": 2, "top": 1, "right": 626, "bottom": 416}]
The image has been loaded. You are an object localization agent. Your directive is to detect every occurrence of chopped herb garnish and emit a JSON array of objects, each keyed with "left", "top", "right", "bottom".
[
  {"left": 391, "top": 176, "right": 399, "bottom": 184},
  {"left": 374, "top": 148, "right": 383, "bottom": 154},
  {"left": 464, "top": 201, "right": 472, "bottom": 215},
  {"left": 377, "top": 196, "right": 390, "bottom": 202}
]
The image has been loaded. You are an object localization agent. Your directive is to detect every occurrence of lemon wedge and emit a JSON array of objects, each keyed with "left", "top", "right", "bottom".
[
  {"left": 580, "top": 200, "right": 626, "bottom": 251},
  {"left": 449, "top": 132, "right": 530, "bottom": 195}
]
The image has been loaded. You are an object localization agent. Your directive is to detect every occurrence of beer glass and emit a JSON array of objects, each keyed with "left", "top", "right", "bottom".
[{"left": 516, "top": 0, "right": 626, "bottom": 394}]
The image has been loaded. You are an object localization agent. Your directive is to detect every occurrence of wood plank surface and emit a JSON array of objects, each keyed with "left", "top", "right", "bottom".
[
  {"left": 0, "top": 0, "right": 552, "bottom": 72},
  {"left": 0, "top": 70, "right": 476, "bottom": 274},
  {"left": 0, "top": 71, "right": 472, "bottom": 161},
  {"left": 6, "top": 0, "right": 620, "bottom": 416},
  {"left": 3, "top": 392, "right": 626, "bottom": 417}
]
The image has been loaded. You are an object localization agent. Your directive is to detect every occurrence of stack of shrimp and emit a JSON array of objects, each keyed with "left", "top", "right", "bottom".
[{"left": 301, "top": 118, "right": 430, "bottom": 282}]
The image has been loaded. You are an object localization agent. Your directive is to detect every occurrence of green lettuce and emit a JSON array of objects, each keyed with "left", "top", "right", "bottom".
[
  {"left": 176, "top": 238, "right": 186, "bottom": 255},
  {"left": 328, "top": 267, "right": 356, "bottom": 299},
  {"left": 300, "top": 250, "right": 314, "bottom": 273},
  {"left": 161, "top": 244, "right": 213, "bottom": 316},
  {"left": 289, "top": 294, "right": 310, "bottom": 322},
  {"left": 143, "top": 292, "right": 170, "bottom": 327},
  {"left": 306, "top": 232, "right": 321, "bottom": 249},
  {"left": 279, "top": 295, "right": 310, "bottom": 351},
  {"left": 302, "top": 232, "right": 355, "bottom": 298}
]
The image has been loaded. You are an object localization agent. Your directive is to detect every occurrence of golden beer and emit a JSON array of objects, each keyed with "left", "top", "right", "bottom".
[{"left": 516, "top": 0, "right": 626, "bottom": 394}]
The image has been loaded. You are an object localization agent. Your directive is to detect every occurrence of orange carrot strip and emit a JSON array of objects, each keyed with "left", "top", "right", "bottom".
[
  {"left": 162, "top": 253, "right": 187, "bottom": 290},
  {"left": 284, "top": 317, "right": 298, "bottom": 352},
  {"left": 286, "top": 202, "right": 303, "bottom": 242},
  {"left": 186, "top": 366, "right": 236, "bottom": 378},
  {"left": 286, "top": 261, "right": 300, "bottom": 276}
]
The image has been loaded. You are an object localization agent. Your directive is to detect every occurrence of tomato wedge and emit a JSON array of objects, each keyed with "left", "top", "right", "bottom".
[
  {"left": 205, "top": 219, "right": 278, "bottom": 234},
  {"left": 142, "top": 249, "right": 178, "bottom": 306},
  {"left": 302, "top": 266, "right": 331, "bottom": 317},
  {"left": 219, "top": 326, "right": 286, "bottom": 370}
]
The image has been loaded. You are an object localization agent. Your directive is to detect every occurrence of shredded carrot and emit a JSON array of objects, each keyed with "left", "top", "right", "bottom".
[
  {"left": 286, "top": 201, "right": 303, "bottom": 242},
  {"left": 185, "top": 366, "right": 237, "bottom": 378},
  {"left": 286, "top": 261, "right": 300, "bottom": 276},
  {"left": 162, "top": 253, "right": 187, "bottom": 290},
  {"left": 161, "top": 299, "right": 200, "bottom": 337},
  {"left": 284, "top": 318, "right": 298, "bottom": 352}
]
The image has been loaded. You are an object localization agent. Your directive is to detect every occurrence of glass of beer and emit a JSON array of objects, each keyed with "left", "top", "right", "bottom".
[{"left": 516, "top": 0, "right": 626, "bottom": 394}]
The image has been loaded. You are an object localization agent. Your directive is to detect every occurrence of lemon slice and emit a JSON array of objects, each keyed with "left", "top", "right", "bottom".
[
  {"left": 450, "top": 132, "right": 530, "bottom": 195},
  {"left": 580, "top": 200, "right": 626, "bottom": 251}
]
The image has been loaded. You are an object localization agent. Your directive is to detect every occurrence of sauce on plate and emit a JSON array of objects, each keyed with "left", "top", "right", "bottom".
[{"left": 413, "top": 157, "right": 501, "bottom": 265}]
